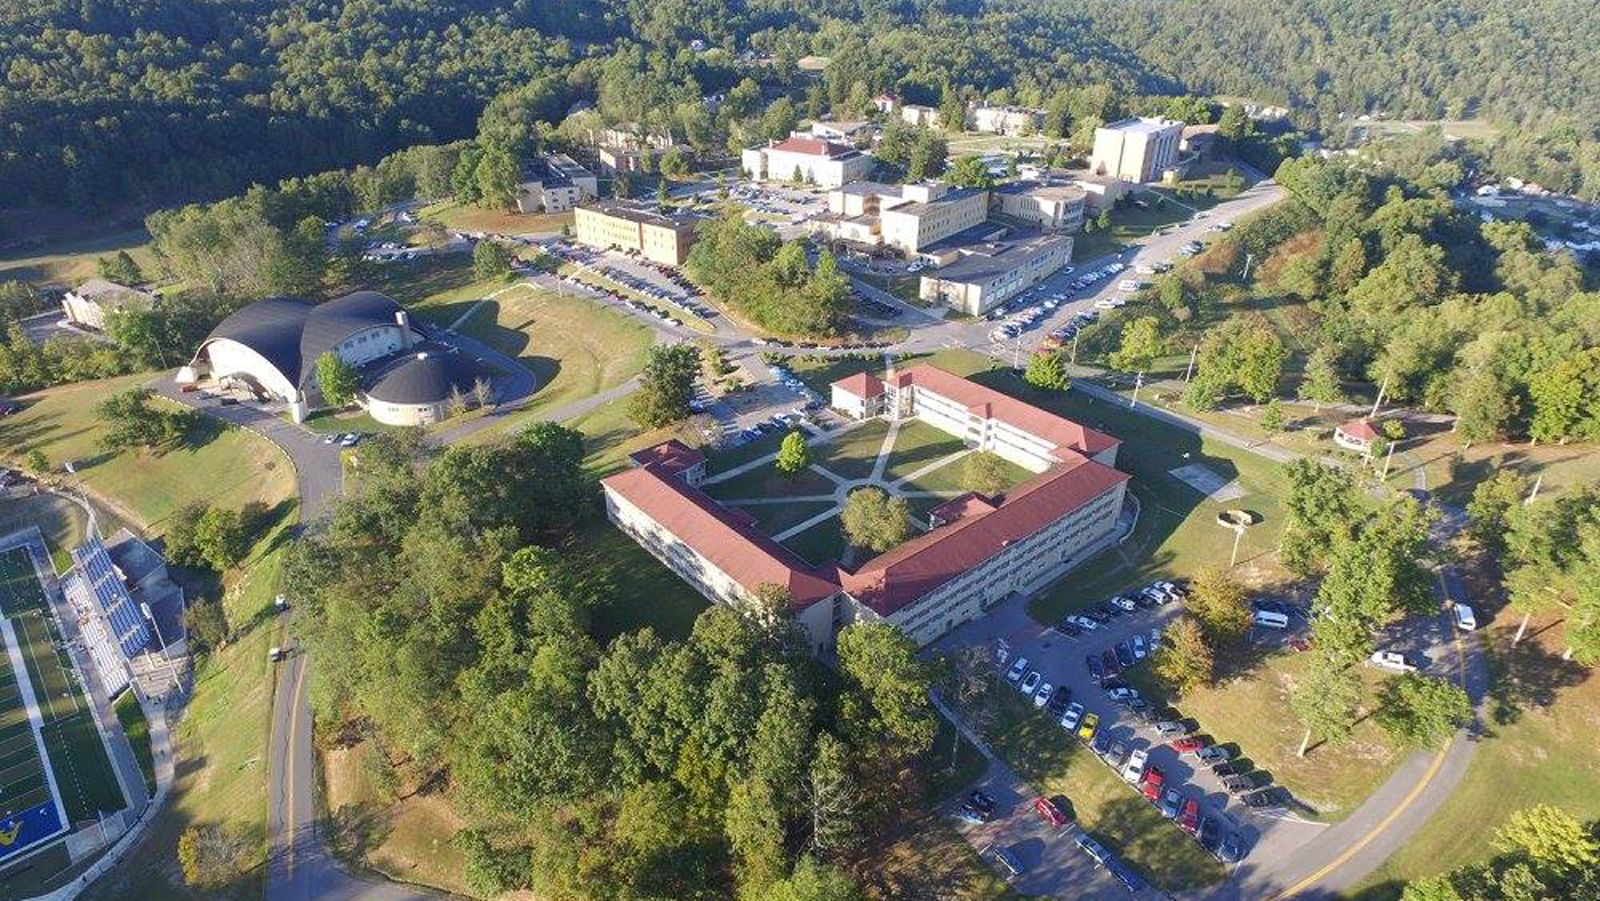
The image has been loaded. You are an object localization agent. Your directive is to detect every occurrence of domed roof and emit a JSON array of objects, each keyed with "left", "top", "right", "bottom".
[
  {"left": 364, "top": 348, "right": 483, "bottom": 406},
  {"left": 199, "top": 291, "right": 405, "bottom": 389}
]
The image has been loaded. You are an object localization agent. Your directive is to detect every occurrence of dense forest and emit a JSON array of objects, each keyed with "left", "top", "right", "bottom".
[{"left": 6, "top": 0, "right": 1600, "bottom": 214}]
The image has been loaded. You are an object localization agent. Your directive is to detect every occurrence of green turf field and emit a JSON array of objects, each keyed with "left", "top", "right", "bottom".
[
  {"left": 0, "top": 637, "right": 54, "bottom": 820},
  {"left": 0, "top": 546, "right": 125, "bottom": 822}
]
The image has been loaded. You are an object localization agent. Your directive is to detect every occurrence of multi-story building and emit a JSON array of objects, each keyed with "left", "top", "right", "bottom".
[
  {"left": 917, "top": 233, "right": 1074, "bottom": 316},
  {"left": 573, "top": 200, "right": 704, "bottom": 266},
  {"left": 603, "top": 366, "right": 1129, "bottom": 653},
  {"left": 899, "top": 104, "right": 940, "bottom": 128},
  {"left": 809, "top": 182, "right": 904, "bottom": 248},
  {"left": 515, "top": 154, "right": 599, "bottom": 213},
  {"left": 61, "top": 278, "right": 156, "bottom": 330},
  {"left": 970, "top": 105, "right": 1044, "bottom": 136},
  {"left": 1090, "top": 117, "right": 1184, "bottom": 183},
  {"left": 993, "top": 181, "right": 1087, "bottom": 232},
  {"left": 741, "top": 136, "right": 875, "bottom": 188},
  {"left": 879, "top": 183, "right": 989, "bottom": 254}
]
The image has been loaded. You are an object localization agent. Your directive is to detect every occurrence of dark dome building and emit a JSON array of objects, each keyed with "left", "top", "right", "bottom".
[{"left": 363, "top": 346, "right": 488, "bottom": 426}]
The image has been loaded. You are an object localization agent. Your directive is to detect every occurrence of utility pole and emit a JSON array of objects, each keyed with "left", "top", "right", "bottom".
[
  {"left": 1229, "top": 523, "right": 1245, "bottom": 567},
  {"left": 1526, "top": 473, "right": 1543, "bottom": 505},
  {"left": 1380, "top": 438, "right": 1396, "bottom": 481},
  {"left": 1012, "top": 337, "right": 1022, "bottom": 371},
  {"left": 1183, "top": 344, "right": 1199, "bottom": 382},
  {"left": 1242, "top": 252, "right": 1255, "bottom": 281},
  {"left": 1370, "top": 375, "right": 1389, "bottom": 419},
  {"left": 1070, "top": 329, "right": 1082, "bottom": 365},
  {"left": 1130, "top": 371, "right": 1144, "bottom": 408}
]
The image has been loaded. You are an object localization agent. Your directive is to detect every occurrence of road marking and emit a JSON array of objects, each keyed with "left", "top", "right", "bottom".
[{"left": 283, "top": 657, "right": 307, "bottom": 875}]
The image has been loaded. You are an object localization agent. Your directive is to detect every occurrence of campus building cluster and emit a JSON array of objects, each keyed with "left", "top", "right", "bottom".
[
  {"left": 515, "top": 154, "right": 598, "bottom": 214},
  {"left": 602, "top": 366, "right": 1129, "bottom": 653},
  {"left": 741, "top": 135, "right": 875, "bottom": 188}
]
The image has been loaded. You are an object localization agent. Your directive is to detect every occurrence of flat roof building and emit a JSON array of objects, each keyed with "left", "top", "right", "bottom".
[
  {"left": 879, "top": 184, "right": 989, "bottom": 254},
  {"left": 1090, "top": 117, "right": 1183, "bottom": 184},
  {"left": 61, "top": 278, "right": 155, "bottom": 331},
  {"left": 573, "top": 200, "right": 705, "bottom": 266},
  {"left": 918, "top": 233, "right": 1074, "bottom": 316},
  {"left": 970, "top": 105, "right": 1044, "bottom": 136},
  {"left": 516, "top": 154, "right": 598, "bottom": 214},
  {"left": 603, "top": 366, "right": 1128, "bottom": 653},
  {"left": 994, "top": 181, "right": 1087, "bottom": 232},
  {"left": 741, "top": 135, "right": 874, "bottom": 189}
]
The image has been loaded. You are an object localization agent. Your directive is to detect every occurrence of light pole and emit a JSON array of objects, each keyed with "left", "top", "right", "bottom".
[
  {"left": 1183, "top": 344, "right": 1199, "bottom": 382},
  {"left": 1229, "top": 523, "right": 1245, "bottom": 567},
  {"left": 140, "top": 601, "right": 179, "bottom": 686},
  {"left": 1130, "top": 371, "right": 1144, "bottom": 408},
  {"left": 1070, "top": 328, "right": 1082, "bottom": 365}
]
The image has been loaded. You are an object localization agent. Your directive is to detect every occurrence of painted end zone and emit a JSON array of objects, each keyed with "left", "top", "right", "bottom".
[{"left": 0, "top": 799, "right": 66, "bottom": 862}]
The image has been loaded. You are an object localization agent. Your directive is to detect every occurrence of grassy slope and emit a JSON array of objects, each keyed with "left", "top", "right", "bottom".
[
  {"left": 114, "top": 691, "right": 157, "bottom": 795},
  {"left": 0, "top": 228, "right": 156, "bottom": 285},
  {"left": 0, "top": 375, "right": 296, "bottom": 535}
]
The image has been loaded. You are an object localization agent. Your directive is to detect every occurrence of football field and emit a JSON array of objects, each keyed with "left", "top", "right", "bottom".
[{"left": 0, "top": 545, "right": 124, "bottom": 832}]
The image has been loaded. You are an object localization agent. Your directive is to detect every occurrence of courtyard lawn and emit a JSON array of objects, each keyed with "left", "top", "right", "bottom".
[
  {"left": 855, "top": 272, "right": 926, "bottom": 306},
  {"left": 736, "top": 501, "right": 841, "bottom": 536},
  {"left": 982, "top": 691, "right": 1227, "bottom": 891},
  {"left": 702, "top": 464, "right": 836, "bottom": 504},
  {"left": 1351, "top": 622, "right": 1600, "bottom": 899},
  {"left": 817, "top": 418, "right": 892, "bottom": 481},
  {"left": 0, "top": 375, "right": 297, "bottom": 537},
  {"left": 780, "top": 515, "right": 848, "bottom": 568},
  {"left": 884, "top": 420, "right": 968, "bottom": 482},
  {"left": 900, "top": 451, "right": 1036, "bottom": 497},
  {"left": 704, "top": 430, "right": 788, "bottom": 476},
  {"left": 454, "top": 284, "right": 655, "bottom": 418},
  {"left": 1129, "top": 651, "right": 1407, "bottom": 820}
]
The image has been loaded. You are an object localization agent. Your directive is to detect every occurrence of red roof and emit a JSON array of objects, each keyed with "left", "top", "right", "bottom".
[
  {"left": 769, "top": 136, "right": 855, "bottom": 158},
  {"left": 927, "top": 492, "right": 997, "bottom": 525},
  {"left": 1337, "top": 419, "right": 1380, "bottom": 441},
  {"left": 628, "top": 439, "right": 706, "bottom": 475},
  {"left": 838, "top": 456, "right": 1130, "bottom": 616},
  {"left": 832, "top": 371, "right": 885, "bottom": 399},
  {"left": 896, "top": 365, "right": 1120, "bottom": 457},
  {"left": 602, "top": 460, "right": 839, "bottom": 607}
]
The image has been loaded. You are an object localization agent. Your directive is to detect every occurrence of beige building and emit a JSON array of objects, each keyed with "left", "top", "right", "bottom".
[
  {"left": 61, "top": 279, "right": 155, "bottom": 330},
  {"left": 1090, "top": 117, "right": 1184, "bottom": 183},
  {"left": 515, "top": 154, "right": 598, "bottom": 213},
  {"left": 741, "top": 136, "right": 874, "bottom": 188},
  {"left": 918, "top": 233, "right": 1074, "bottom": 316},
  {"left": 970, "top": 105, "right": 1043, "bottom": 136},
  {"left": 879, "top": 183, "right": 989, "bottom": 254},
  {"left": 993, "top": 181, "right": 1087, "bottom": 232},
  {"left": 573, "top": 200, "right": 704, "bottom": 266},
  {"left": 899, "top": 104, "right": 940, "bottom": 127}
]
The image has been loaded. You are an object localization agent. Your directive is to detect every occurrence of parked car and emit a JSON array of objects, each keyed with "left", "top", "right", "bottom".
[
  {"left": 1033, "top": 682, "right": 1054, "bottom": 707},
  {"left": 1210, "top": 762, "right": 1241, "bottom": 778},
  {"left": 1199, "top": 816, "right": 1224, "bottom": 854},
  {"left": 1154, "top": 720, "right": 1189, "bottom": 739},
  {"left": 1171, "top": 736, "right": 1206, "bottom": 754},
  {"left": 1020, "top": 671, "right": 1042, "bottom": 694},
  {"left": 1114, "top": 642, "right": 1135, "bottom": 669},
  {"left": 1105, "top": 686, "right": 1140, "bottom": 703},
  {"left": 1059, "top": 701, "right": 1085, "bottom": 732},
  {"left": 1047, "top": 687, "right": 1072, "bottom": 715},
  {"left": 1103, "top": 740, "right": 1130, "bottom": 768},
  {"left": 1034, "top": 796, "right": 1071, "bottom": 827},
  {"left": 1069, "top": 614, "right": 1099, "bottom": 631},
  {"left": 1222, "top": 774, "right": 1256, "bottom": 794},
  {"left": 1241, "top": 788, "right": 1283, "bottom": 809},
  {"left": 1197, "top": 745, "right": 1232, "bottom": 765},
  {"left": 1084, "top": 655, "right": 1105, "bottom": 682},
  {"left": 956, "top": 802, "right": 988, "bottom": 824},
  {"left": 969, "top": 790, "right": 996, "bottom": 814},
  {"left": 1159, "top": 786, "right": 1184, "bottom": 819},
  {"left": 1368, "top": 650, "right": 1418, "bottom": 672},
  {"left": 1132, "top": 635, "right": 1148, "bottom": 660},
  {"left": 1101, "top": 649, "right": 1121, "bottom": 676},
  {"left": 994, "top": 846, "right": 1026, "bottom": 877},
  {"left": 1110, "top": 594, "right": 1137, "bottom": 612},
  {"left": 1218, "top": 830, "right": 1247, "bottom": 863},
  {"left": 1078, "top": 712, "right": 1100, "bottom": 742},
  {"left": 1121, "top": 747, "right": 1149, "bottom": 783},
  {"left": 1139, "top": 765, "right": 1166, "bottom": 801},
  {"left": 1454, "top": 603, "right": 1478, "bottom": 631},
  {"left": 1179, "top": 797, "right": 1202, "bottom": 834},
  {"left": 1005, "top": 657, "right": 1029, "bottom": 684}
]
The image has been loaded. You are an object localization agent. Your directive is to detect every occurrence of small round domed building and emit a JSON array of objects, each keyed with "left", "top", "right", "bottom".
[{"left": 179, "top": 291, "right": 491, "bottom": 426}]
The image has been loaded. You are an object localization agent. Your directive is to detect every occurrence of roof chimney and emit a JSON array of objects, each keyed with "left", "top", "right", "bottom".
[{"left": 395, "top": 309, "right": 414, "bottom": 350}]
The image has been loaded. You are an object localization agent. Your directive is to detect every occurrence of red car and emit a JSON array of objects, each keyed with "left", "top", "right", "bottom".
[
  {"left": 1179, "top": 797, "right": 1202, "bottom": 834},
  {"left": 1035, "top": 796, "right": 1072, "bottom": 828},
  {"left": 1171, "top": 736, "right": 1206, "bottom": 754},
  {"left": 1139, "top": 765, "right": 1166, "bottom": 801}
]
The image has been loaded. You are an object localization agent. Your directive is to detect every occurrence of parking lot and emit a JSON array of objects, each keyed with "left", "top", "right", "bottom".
[{"left": 699, "top": 358, "right": 841, "bottom": 449}]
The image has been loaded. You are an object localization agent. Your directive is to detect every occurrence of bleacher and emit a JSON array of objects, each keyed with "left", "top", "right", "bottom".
[{"left": 69, "top": 536, "right": 151, "bottom": 659}]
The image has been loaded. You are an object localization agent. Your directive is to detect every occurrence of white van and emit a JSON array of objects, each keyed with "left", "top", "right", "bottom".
[
  {"left": 1253, "top": 610, "right": 1289, "bottom": 630},
  {"left": 1453, "top": 603, "right": 1478, "bottom": 632}
]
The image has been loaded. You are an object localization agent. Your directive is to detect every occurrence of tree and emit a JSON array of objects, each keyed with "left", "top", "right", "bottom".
[
  {"left": 22, "top": 448, "right": 48, "bottom": 476},
  {"left": 963, "top": 452, "right": 1012, "bottom": 496},
  {"left": 96, "top": 387, "right": 188, "bottom": 453},
  {"left": 1216, "top": 104, "right": 1252, "bottom": 142},
  {"left": 1466, "top": 470, "right": 1529, "bottom": 552},
  {"left": 1024, "top": 350, "right": 1068, "bottom": 390},
  {"left": 939, "top": 82, "right": 965, "bottom": 133},
  {"left": 1291, "top": 662, "right": 1364, "bottom": 756},
  {"left": 805, "top": 732, "right": 863, "bottom": 859},
  {"left": 760, "top": 857, "right": 864, "bottom": 901},
  {"left": 837, "top": 623, "right": 936, "bottom": 758},
  {"left": 163, "top": 502, "right": 211, "bottom": 568},
  {"left": 660, "top": 148, "right": 689, "bottom": 179},
  {"left": 1401, "top": 876, "right": 1465, "bottom": 901},
  {"left": 1109, "top": 316, "right": 1161, "bottom": 372},
  {"left": 1492, "top": 805, "right": 1600, "bottom": 876},
  {"left": 315, "top": 352, "right": 361, "bottom": 407},
  {"left": 97, "top": 250, "right": 145, "bottom": 285},
  {"left": 945, "top": 155, "right": 994, "bottom": 189},
  {"left": 472, "top": 239, "right": 514, "bottom": 280},
  {"left": 474, "top": 145, "right": 521, "bottom": 210},
  {"left": 1376, "top": 674, "right": 1472, "bottom": 747},
  {"left": 776, "top": 430, "right": 810, "bottom": 475},
  {"left": 1299, "top": 346, "right": 1345, "bottom": 410},
  {"left": 1261, "top": 399, "right": 1285, "bottom": 433},
  {"left": 1153, "top": 616, "right": 1214, "bottom": 693},
  {"left": 628, "top": 343, "right": 699, "bottom": 428},
  {"left": 1186, "top": 565, "right": 1253, "bottom": 644},
  {"left": 1280, "top": 459, "right": 1360, "bottom": 575},
  {"left": 840, "top": 488, "right": 911, "bottom": 553},
  {"left": 195, "top": 506, "right": 250, "bottom": 570}
]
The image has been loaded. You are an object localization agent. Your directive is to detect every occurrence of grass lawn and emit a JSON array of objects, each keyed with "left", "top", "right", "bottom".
[
  {"left": 866, "top": 813, "right": 1024, "bottom": 901},
  {"left": 0, "top": 375, "right": 297, "bottom": 537},
  {"left": 702, "top": 460, "right": 836, "bottom": 502},
  {"left": 1351, "top": 621, "right": 1600, "bottom": 899},
  {"left": 565, "top": 517, "right": 710, "bottom": 643},
  {"left": 297, "top": 409, "right": 411, "bottom": 436},
  {"left": 902, "top": 452, "right": 1036, "bottom": 497},
  {"left": 1129, "top": 651, "right": 1406, "bottom": 819},
  {"left": 884, "top": 420, "right": 967, "bottom": 482},
  {"left": 780, "top": 515, "right": 848, "bottom": 568},
  {"left": 705, "top": 430, "right": 789, "bottom": 477},
  {"left": 417, "top": 200, "right": 572, "bottom": 236},
  {"left": 565, "top": 396, "right": 678, "bottom": 477},
  {"left": 856, "top": 272, "right": 926, "bottom": 306},
  {"left": 817, "top": 419, "right": 892, "bottom": 481},
  {"left": 460, "top": 285, "right": 654, "bottom": 411},
  {"left": 0, "top": 492, "right": 92, "bottom": 571},
  {"left": 347, "top": 252, "right": 476, "bottom": 309},
  {"left": 981, "top": 691, "right": 1226, "bottom": 891},
  {"left": 114, "top": 691, "right": 157, "bottom": 795},
  {"left": 736, "top": 500, "right": 840, "bottom": 536},
  {"left": 0, "top": 227, "right": 156, "bottom": 285}
]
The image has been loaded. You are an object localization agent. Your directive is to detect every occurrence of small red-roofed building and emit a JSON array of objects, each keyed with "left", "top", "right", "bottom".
[
  {"left": 1333, "top": 418, "right": 1380, "bottom": 453},
  {"left": 830, "top": 371, "right": 886, "bottom": 419}
]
